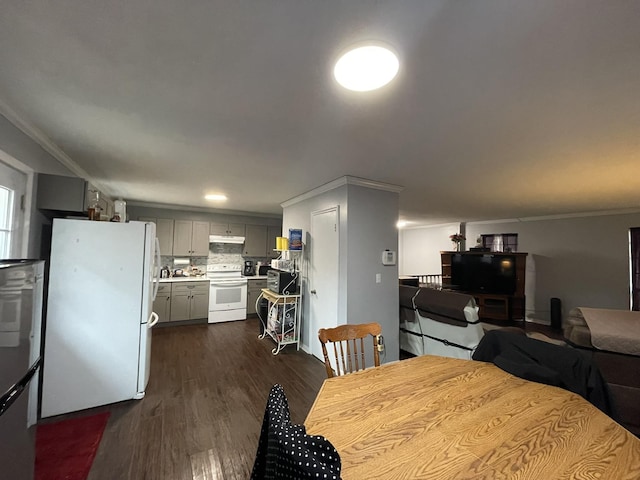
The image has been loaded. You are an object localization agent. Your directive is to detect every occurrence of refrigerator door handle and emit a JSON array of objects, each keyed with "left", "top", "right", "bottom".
[
  {"left": 0, "top": 359, "right": 40, "bottom": 417},
  {"left": 152, "top": 237, "right": 161, "bottom": 301},
  {"left": 148, "top": 311, "right": 159, "bottom": 328}
]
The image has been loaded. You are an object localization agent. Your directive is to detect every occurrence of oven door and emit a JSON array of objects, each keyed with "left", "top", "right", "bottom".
[{"left": 208, "top": 280, "right": 248, "bottom": 323}]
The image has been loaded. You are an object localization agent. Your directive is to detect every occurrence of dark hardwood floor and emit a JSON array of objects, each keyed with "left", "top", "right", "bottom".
[
  {"left": 51, "top": 317, "right": 568, "bottom": 479},
  {"left": 82, "top": 318, "right": 327, "bottom": 480}
]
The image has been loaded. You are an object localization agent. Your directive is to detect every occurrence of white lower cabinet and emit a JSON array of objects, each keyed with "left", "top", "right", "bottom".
[
  {"left": 154, "top": 281, "right": 209, "bottom": 323},
  {"left": 170, "top": 282, "right": 209, "bottom": 322},
  {"left": 153, "top": 284, "right": 172, "bottom": 323},
  {"left": 247, "top": 278, "right": 268, "bottom": 315}
]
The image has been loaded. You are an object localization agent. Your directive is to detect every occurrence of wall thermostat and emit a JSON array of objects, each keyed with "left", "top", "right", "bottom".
[{"left": 382, "top": 250, "right": 396, "bottom": 266}]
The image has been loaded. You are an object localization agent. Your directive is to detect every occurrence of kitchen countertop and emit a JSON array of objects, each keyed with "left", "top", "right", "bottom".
[
  {"left": 158, "top": 275, "right": 269, "bottom": 282},
  {"left": 159, "top": 276, "right": 210, "bottom": 283}
]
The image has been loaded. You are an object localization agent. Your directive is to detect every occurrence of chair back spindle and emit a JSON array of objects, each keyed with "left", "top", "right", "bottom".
[{"left": 319, "top": 322, "right": 382, "bottom": 378}]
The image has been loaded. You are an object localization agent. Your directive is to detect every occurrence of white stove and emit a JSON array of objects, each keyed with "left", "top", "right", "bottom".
[{"left": 206, "top": 264, "right": 248, "bottom": 323}]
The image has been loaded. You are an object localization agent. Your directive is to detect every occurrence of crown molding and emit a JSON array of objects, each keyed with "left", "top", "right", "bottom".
[
  {"left": 281, "top": 175, "right": 403, "bottom": 208},
  {"left": 0, "top": 98, "right": 111, "bottom": 196},
  {"left": 466, "top": 207, "right": 640, "bottom": 225}
]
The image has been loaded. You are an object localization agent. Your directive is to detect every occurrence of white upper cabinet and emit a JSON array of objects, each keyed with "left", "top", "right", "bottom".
[
  {"left": 210, "top": 222, "right": 246, "bottom": 236},
  {"left": 174, "top": 220, "right": 210, "bottom": 256},
  {"left": 139, "top": 217, "right": 175, "bottom": 255},
  {"left": 244, "top": 225, "right": 267, "bottom": 257}
]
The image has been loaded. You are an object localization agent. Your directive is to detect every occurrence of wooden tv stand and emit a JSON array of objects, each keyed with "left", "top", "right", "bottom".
[{"left": 441, "top": 251, "right": 527, "bottom": 322}]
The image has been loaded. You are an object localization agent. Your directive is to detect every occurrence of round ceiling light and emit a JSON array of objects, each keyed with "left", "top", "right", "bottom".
[
  {"left": 205, "top": 194, "right": 227, "bottom": 201},
  {"left": 334, "top": 45, "right": 399, "bottom": 92}
]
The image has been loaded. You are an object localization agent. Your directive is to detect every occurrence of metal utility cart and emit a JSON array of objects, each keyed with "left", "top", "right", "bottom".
[
  {"left": 256, "top": 247, "right": 302, "bottom": 355},
  {"left": 256, "top": 288, "right": 301, "bottom": 354}
]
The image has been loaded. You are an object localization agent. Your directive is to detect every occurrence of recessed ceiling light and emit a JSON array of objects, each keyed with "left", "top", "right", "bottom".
[
  {"left": 205, "top": 194, "right": 227, "bottom": 201},
  {"left": 334, "top": 45, "right": 399, "bottom": 92}
]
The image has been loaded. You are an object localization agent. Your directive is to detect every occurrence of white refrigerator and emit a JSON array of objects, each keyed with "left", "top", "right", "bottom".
[{"left": 41, "top": 219, "right": 160, "bottom": 418}]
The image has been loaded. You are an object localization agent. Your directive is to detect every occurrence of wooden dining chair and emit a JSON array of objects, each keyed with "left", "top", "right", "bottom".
[{"left": 318, "top": 322, "right": 382, "bottom": 378}]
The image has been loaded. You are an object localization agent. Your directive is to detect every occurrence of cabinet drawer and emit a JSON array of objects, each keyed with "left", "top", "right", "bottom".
[
  {"left": 172, "top": 282, "right": 209, "bottom": 293},
  {"left": 248, "top": 279, "right": 267, "bottom": 290},
  {"left": 156, "top": 284, "right": 171, "bottom": 294}
]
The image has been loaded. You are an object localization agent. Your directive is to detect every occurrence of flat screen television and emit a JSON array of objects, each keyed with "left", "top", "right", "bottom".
[{"left": 450, "top": 254, "right": 516, "bottom": 295}]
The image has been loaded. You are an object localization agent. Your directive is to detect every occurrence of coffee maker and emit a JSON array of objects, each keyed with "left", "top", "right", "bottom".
[{"left": 243, "top": 260, "right": 255, "bottom": 276}]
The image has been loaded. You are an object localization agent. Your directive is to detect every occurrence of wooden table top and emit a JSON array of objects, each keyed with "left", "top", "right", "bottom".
[{"left": 305, "top": 355, "right": 640, "bottom": 479}]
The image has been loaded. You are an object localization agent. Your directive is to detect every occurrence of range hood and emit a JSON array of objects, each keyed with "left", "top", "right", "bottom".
[{"left": 209, "top": 235, "right": 245, "bottom": 244}]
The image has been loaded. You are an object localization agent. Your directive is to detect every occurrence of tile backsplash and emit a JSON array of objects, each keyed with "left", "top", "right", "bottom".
[{"left": 160, "top": 243, "right": 270, "bottom": 271}]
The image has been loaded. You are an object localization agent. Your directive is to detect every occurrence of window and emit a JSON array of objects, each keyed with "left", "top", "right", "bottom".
[
  {"left": 0, "top": 186, "right": 14, "bottom": 258},
  {"left": 0, "top": 156, "right": 28, "bottom": 260},
  {"left": 481, "top": 233, "right": 518, "bottom": 253}
]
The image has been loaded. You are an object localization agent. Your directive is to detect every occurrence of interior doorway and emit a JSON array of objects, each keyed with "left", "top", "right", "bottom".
[
  {"left": 630, "top": 227, "right": 640, "bottom": 311},
  {"left": 309, "top": 206, "right": 339, "bottom": 361}
]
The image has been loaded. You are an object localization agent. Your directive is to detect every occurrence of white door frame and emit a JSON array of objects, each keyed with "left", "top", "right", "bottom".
[{"left": 0, "top": 148, "right": 33, "bottom": 258}]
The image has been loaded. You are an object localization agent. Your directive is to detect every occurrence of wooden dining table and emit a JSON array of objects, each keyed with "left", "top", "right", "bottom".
[{"left": 305, "top": 355, "right": 640, "bottom": 479}]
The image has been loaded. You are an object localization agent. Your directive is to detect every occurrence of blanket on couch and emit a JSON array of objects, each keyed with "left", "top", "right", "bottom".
[{"left": 576, "top": 307, "right": 640, "bottom": 356}]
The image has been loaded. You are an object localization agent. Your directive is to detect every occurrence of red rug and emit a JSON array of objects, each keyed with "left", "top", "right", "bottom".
[{"left": 35, "top": 412, "right": 110, "bottom": 480}]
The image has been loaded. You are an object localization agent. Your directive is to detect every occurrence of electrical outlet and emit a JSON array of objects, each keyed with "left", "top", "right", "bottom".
[{"left": 377, "top": 335, "right": 384, "bottom": 352}]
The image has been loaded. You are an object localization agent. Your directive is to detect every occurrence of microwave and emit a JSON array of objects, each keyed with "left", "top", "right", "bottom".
[{"left": 267, "top": 270, "right": 299, "bottom": 295}]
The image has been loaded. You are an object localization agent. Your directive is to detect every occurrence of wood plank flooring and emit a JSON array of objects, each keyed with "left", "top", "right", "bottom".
[{"left": 84, "top": 318, "right": 327, "bottom": 480}]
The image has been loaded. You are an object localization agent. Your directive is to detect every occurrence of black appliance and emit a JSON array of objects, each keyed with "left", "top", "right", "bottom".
[
  {"left": 267, "top": 269, "right": 299, "bottom": 295},
  {"left": 451, "top": 253, "right": 516, "bottom": 295},
  {"left": 258, "top": 265, "right": 272, "bottom": 276},
  {"left": 243, "top": 260, "right": 255, "bottom": 276},
  {"left": 0, "top": 260, "right": 45, "bottom": 480}
]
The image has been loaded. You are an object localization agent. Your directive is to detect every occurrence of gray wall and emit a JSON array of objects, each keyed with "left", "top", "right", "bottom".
[
  {"left": 282, "top": 182, "right": 400, "bottom": 362},
  {"left": 399, "top": 223, "right": 460, "bottom": 275},
  {"left": 1, "top": 115, "right": 75, "bottom": 258},
  {"left": 0, "top": 116, "right": 73, "bottom": 176},
  {"left": 282, "top": 184, "right": 349, "bottom": 352},
  {"left": 402, "top": 211, "right": 640, "bottom": 325},
  {"left": 128, "top": 204, "right": 282, "bottom": 227},
  {"left": 345, "top": 185, "right": 399, "bottom": 362}
]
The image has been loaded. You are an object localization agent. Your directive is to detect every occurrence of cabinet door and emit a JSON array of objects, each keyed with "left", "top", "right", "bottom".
[
  {"left": 209, "top": 222, "right": 228, "bottom": 235},
  {"left": 244, "top": 225, "right": 267, "bottom": 257},
  {"left": 247, "top": 288, "right": 258, "bottom": 315},
  {"left": 153, "top": 294, "right": 172, "bottom": 323},
  {"left": 228, "top": 223, "right": 246, "bottom": 236},
  {"left": 190, "top": 290, "right": 209, "bottom": 319},
  {"left": 156, "top": 218, "right": 174, "bottom": 256},
  {"left": 36, "top": 173, "right": 87, "bottom": 212},
  {"left": 170, "top": 291, "right": 190, "bottom": 321},
  {"left": 267, "top": 225, "right": 281, "bottom": 258},
  {"left": 173, "top": 220, "right": 193, "bottom": 256},
  {"left": 191, "top": 221, "right": 210, "bottom": 256}
]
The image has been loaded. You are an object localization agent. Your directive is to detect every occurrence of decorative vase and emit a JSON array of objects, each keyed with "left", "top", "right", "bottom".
[{"left": 452, "top": 242, "right": 460, "bottom": 252}]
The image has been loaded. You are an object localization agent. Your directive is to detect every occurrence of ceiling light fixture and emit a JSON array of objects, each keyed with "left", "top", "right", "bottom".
[
  {"left": 334, "top": 44, "right": 399, "bottom": 92},
  {"left": 205, "top": 194, "right": 227, "bottom": 201}
]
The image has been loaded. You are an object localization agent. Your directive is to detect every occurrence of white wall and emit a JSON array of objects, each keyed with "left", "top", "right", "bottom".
[
  {"left": 399, "top": 223, "right": 460, "bottom": 276},
  {"left": 402, "top": 211, "right": 640, "bottom": 325},
  {"left": 282, "top": 180, "right": 400, "bottom": 362}
]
